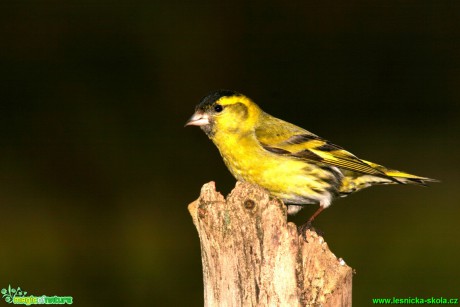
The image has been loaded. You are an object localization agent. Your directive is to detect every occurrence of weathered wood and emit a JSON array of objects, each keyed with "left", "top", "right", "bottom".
[{"left": 189, "top": 181, "right": 353, "bottom": 307}]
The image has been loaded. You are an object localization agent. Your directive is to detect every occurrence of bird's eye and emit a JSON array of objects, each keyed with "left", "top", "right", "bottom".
[{"left": 214, "top": 104, "right": 223, "bottom": 113}]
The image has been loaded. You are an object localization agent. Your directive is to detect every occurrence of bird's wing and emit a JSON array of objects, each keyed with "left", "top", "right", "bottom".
[{"left": 255, "top": 115, "right": 388, "bottom": 177}]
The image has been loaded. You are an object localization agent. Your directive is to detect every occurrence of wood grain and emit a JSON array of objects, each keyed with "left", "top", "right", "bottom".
[{"left": 189, "top": 181, "right": 352, "bottom": 307}]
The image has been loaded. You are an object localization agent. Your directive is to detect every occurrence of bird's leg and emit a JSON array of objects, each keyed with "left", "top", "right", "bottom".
[
  {"left": 308, "top": 206, "right": 325, "bottom": 224},
  {"left": 298, "top": 206, "right": 325, "bottom": 241}
]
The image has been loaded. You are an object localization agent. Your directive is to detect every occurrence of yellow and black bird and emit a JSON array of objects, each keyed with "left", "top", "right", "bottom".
[{"left": 185, "top": 90, "right": 437, "bottom": 224}]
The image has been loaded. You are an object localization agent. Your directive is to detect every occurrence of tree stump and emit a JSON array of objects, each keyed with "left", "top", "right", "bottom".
[{"left": 188, "top": 181, "right": 353, "bottom": 307}]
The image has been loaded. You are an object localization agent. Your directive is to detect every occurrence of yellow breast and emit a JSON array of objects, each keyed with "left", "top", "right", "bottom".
[{"left": 212, "top": 130, "right": 335, "bottom": 206}]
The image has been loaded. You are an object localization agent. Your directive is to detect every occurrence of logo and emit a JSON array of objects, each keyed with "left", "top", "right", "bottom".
[{"left": 1, "top": 285, "right": 72, "bottom": 305}]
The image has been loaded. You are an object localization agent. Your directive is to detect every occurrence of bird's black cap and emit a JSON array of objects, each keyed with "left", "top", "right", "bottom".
[{"left": 196, "top": 89, "right": 241, "bottom": 110}]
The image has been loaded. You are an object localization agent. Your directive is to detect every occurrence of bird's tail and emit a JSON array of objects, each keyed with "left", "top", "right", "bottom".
[
  {"left": 361, "top": 159, "right": 439, "bottom": 186},
  {"left": 339, "top": 160, "right": 438, "bottom": 196}
]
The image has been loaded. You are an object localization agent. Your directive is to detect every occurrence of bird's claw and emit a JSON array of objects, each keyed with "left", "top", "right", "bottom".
[{"left": 298, "top": 221, "right": 324, "bottom": 241}]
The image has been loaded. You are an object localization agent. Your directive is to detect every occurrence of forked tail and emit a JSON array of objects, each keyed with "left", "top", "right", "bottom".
[
  {"left": 361, "top": 159, "right": 439, "bottom": 186},
  {"left": 339, "top": 160, "right": 438, "bottom": 196}
]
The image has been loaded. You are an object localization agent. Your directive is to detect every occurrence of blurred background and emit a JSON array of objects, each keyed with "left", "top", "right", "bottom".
[{"left": 1, "top": 1, "right": 459, "bottom": 306}]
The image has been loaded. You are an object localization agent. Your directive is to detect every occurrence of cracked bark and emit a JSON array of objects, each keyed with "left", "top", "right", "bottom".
[{"left": 188, "top": 181, "right": 353, "bottom": 307}]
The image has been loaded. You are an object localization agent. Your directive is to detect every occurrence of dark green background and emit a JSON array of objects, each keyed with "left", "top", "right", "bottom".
[{"left": 1, "top": 1, "right": 459, "bottom": 306}]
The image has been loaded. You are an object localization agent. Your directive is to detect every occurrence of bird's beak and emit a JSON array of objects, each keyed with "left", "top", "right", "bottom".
[{"left": 185, "top": 111, "right": 209, "bottom": 127}]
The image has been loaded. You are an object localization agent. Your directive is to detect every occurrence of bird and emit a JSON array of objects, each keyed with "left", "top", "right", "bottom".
[{"left": 185, "top": 90, "right": 438, "bottom": 226}]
